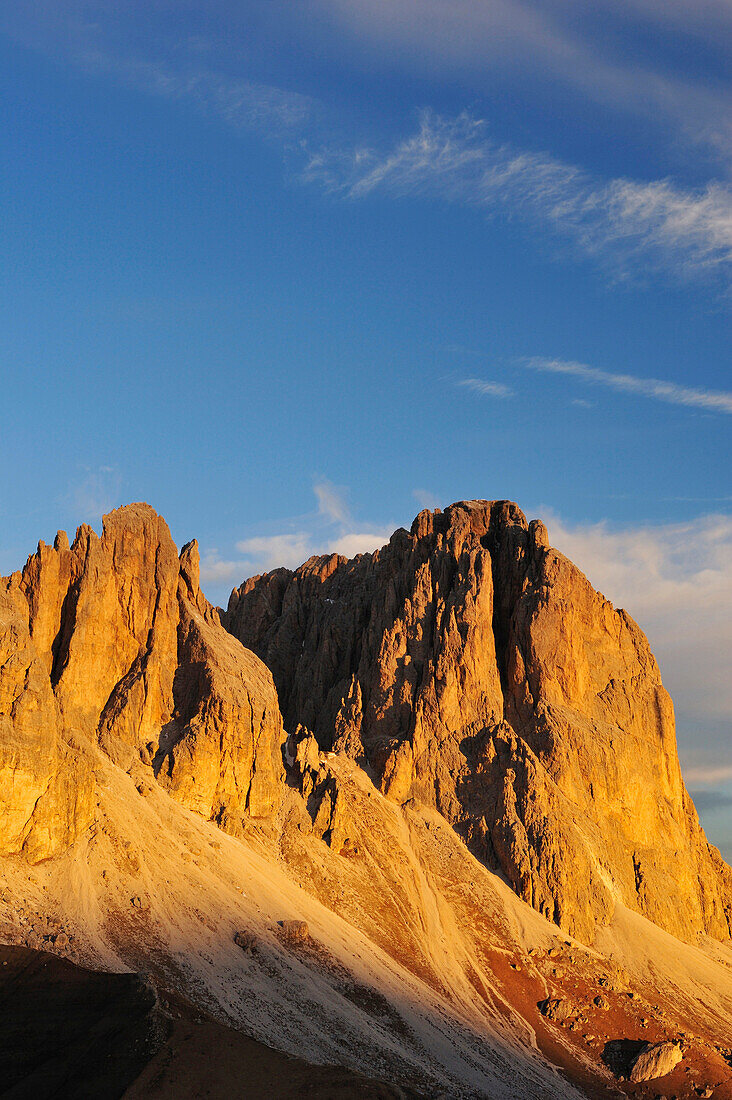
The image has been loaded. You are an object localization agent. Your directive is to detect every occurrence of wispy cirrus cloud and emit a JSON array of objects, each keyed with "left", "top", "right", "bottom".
[
  {"left": 459, "top": 378, "right": 514, "bottom": 398},
  {"left": 66, "top": 465, "right": 123, "bottom": 521},
  {"left": 5, "top": 1, "right": 730, "bottom": 160},
  {"left": 0, "top": 5, "right": 313, "bottom": 137},
  {"left": 312, "top": 0, "right": 732, "bottom": 158},
  {"left": 221, "top": 482, "right": 391, "bottom": 579},
  {"left": 7, "top": 9, "right": 730, "bottom": 281},
  {"left": 314, "top": 480, "right": 351, "bottom": 524},
  {"left": 524, "top": 357, "right": 732, "bottom": 414},
  {"left": 413, "top": 488, "right": 441, "bottom": 511},
  {"left": 79, "top": 49, "right": 313, "bottom": 135},
  {"left": 305, "top": 112, "right": 732, "bottom": 280}
]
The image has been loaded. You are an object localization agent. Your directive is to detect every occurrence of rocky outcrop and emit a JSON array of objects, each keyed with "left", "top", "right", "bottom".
[
  {"left": 0, "top": 576, "right": 94, "bottom": 861},
  {"left": 225, "top": 500, "right": 732, "bottom": 944},
  {"left": 0, "top": 504, "right": 284, "bottom": 860},
  {"left": 629, "top": 1041, "right": 683, "bottom": 1083}
]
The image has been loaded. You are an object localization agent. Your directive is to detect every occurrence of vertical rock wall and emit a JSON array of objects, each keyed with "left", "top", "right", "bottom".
[
  {"left": 0, "top": 504, "right": 285, "bottom": 861},
  {"left": 225, "top": 500, "right": 732, "bottom": 943}
]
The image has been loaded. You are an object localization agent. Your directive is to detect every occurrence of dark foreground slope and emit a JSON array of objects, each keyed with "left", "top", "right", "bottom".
[
  {"left": 0, "top": 946, "right": 416, "bottom": 1100},
  {"left": 0, "top": 945, "right": 158, "bottom": 1099}
]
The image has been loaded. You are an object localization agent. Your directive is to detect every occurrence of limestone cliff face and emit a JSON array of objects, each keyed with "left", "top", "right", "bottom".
[
  {"left": 0, "top": 505, "right": 284, "bottom": 860},
  {"left": 0, "top": 577, "right": 94, "bottom": 862},
  {"left": 225, "top": 500, "right": 731, "bottom": 944}
]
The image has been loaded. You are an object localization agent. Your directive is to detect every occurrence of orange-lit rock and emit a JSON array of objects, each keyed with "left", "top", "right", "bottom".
[
  {"left": 0, "top": 505, "right": 284, "bottom": 861},
  {"left": 0, "top": 575, "right": 94, "bottom": 861},
  {"left": 226, "top": 500, "right": 732, "bottom": 944}
]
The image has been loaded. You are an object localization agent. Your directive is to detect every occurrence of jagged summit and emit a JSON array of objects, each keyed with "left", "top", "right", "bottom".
[
  {"left": 225, "top": 498, "right": 731, "bottom": 944},
  {"left": 0, "top": 503, "right": 283, "bottom": 862},
  {"left": 2, "top": 499, "right": 730, "bottom": 944}
]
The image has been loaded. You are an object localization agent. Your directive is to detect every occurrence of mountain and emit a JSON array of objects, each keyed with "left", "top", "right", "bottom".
[
  {"left": 0, "top": 503, "right": 282, "bottom": 863},
  {"left": 1, "top": 501, "right": 731, "bottom": 1099},
  {"left": 225, "top": 499, "right": 731, "bottom": 945}
]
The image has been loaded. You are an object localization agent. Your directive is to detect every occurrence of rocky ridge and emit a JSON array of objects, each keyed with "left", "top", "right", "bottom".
[
  {"left": 225, "top": 499, "right": 732, "bottom": 944},
  {"left": 0, "top": 499, "right": 731, "bottom": 1099},
  {"left": 0, "top": 504, "right": 284, "bottom": 861}
]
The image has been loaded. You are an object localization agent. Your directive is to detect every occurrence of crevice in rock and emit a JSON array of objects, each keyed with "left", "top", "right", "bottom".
[{"left": 50, "top": 579, "right": 81, "bottom": 690}]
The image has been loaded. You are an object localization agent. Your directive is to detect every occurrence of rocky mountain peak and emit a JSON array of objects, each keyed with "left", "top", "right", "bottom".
[
  {"left": 2, "top": 499, "right": 730, "bottom": 947},
  {"left": 0, "top": 504, "right": 284, "bottom": 862},
  {"left": 225, "top": 500, "right": 732, "bottom": 944}
]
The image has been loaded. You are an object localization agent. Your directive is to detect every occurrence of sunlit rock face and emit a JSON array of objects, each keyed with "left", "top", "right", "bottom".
[
  {"left": 0, "top": 576, "right": 94, "bottom": 862},
  {"left": 225, "top": 500, "right": 732, "bottom": 944},
  {"left": 0, "top": 504, "right": 284, "bottom": 860}
]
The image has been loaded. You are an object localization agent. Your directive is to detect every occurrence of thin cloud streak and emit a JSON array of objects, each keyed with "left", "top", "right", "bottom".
[
  {"left": 9, "top": 12, "right": 730, "bottom": 280},
  {"left": 525, "top": 357, "right": 732, "bottom": 414},
  {"left": 313, "top": 0, "right": 732, "bottom": 159},
  {"left": 460, "top": 378, "right": 514, "bottom": 398},
  {"left": 314, "top": 480, "right": 351, "bottom": 525},
  {"left": 304, "top": 112, "right": 732, "bottom": 279},
  {"left": 78, "top": 48, "right": 313, "bottom": 134},
  {"left": 4, "top": 1, "right": 730, "bottom": 159},
  {"left": 686, "top": 766, "right": 732, "bottom": 786}
]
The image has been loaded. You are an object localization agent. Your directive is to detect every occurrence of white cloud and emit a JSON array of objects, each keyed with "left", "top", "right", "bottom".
[
  {"left": 235, "top": 533, "right": 316, "bottom": 572},
  {"left": 310, "top": 0, "right": 732, "bottom": 158},
  {"left": 233, "top": 528, "right": 390, "bottom": 573},
  {"left": 328, "top": 530, "right": 391, "bottom": 558},
  {"left": 685, "top": 766, "right": 732, "bottom": 786},
  {"left": 67, "top": 465, "right": 122, "bottom": 520},
  {"left": 230, "top": 482, "right": 392, "bottom": 576},
  {"left": 314, "top": 480, "right": 351, "bottom": 524},
  {"left": 543, "top": 511, "right": 732, "bottom": 744},
  {"left": 199, "top": 552, "right": 251, "bottom": 585},
  {"left": 413, "top": 488, "right": 441, "bottom": 511},
  {"left": 9, "top": 8, "right": 730, "bottom": 279},
  {"left": 305, "top": 111, "right": 732, "bottom": 279},
  {"left": 525, "top": 357, "right": 732, "bottom": 414},
  {"left": 78, "top": 49, "right": 313, "bottom": 134},
  {"left": 460, "top": 378, "right": 514, "bottom": 398},
  {"left": 6, "top": 1, "right": 730, "bottom": 159}
]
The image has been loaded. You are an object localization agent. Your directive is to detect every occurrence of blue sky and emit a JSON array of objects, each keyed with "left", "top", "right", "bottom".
[{"left": 1, "top": 2, "right": 730, "bottom": 852}]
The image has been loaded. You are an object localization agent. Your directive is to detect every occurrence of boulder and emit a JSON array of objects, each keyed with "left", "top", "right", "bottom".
[
  {"left": 278, "top": 920, "right": 310, "bottom": 945},
  {"left": 539, "top": 998, "right": 575, "bottom": 1023},
  {"left": 629, "top": 1041, "right": 683, "bottom": 1082},
  {"left": 233, "top": 931, "right": 257, "bottom": 954}
]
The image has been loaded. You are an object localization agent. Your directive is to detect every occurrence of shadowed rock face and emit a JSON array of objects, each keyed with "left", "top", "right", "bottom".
[
  {"left": 0, "top": 504, "right": 284, "bottom": 860},
  {"left": 225, "top": 500, "right": 732, "bottom": 944}
]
